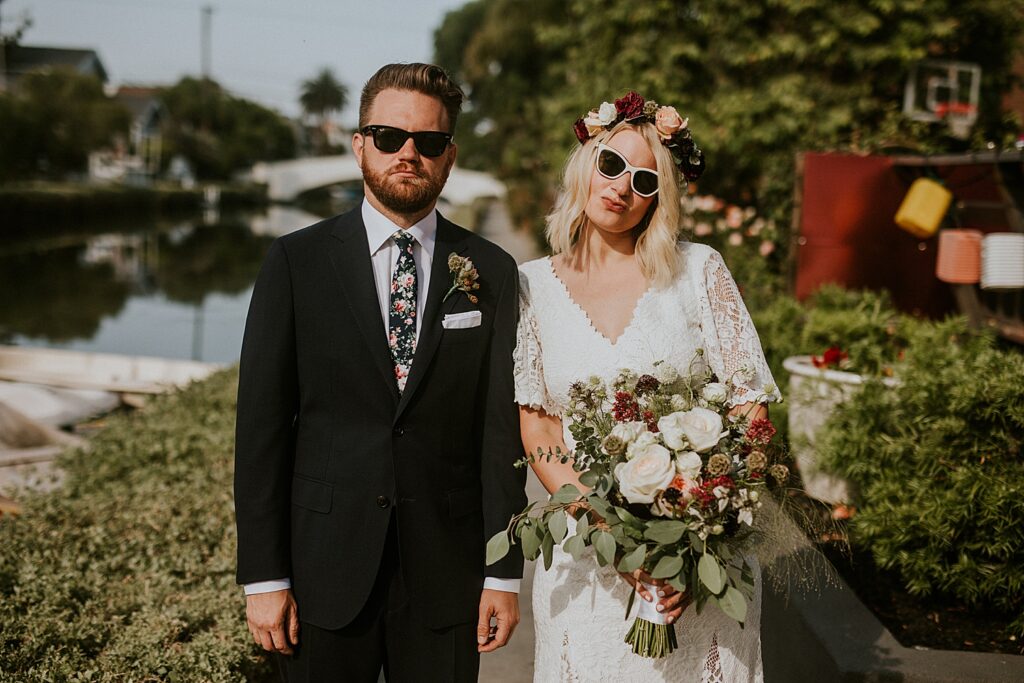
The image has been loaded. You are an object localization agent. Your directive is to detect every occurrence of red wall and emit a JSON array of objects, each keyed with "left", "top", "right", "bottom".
[{"left": 794, "top": 152, "right": 1009, "bottom": 318}]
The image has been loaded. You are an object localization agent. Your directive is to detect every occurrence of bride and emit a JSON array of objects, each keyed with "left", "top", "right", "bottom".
[{"left": 513, "top": 93, "right": 780, "bottom": 681}]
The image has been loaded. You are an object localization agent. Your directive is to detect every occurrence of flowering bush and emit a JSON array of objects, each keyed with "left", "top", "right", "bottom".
[
  {"left": 682, "top": 193, "right": 782, "bottom": 262},
  {"left": 488, "top": 356, "right": 788, "bottom": 657}
]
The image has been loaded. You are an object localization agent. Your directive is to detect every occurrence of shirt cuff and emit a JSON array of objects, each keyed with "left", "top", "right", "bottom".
[
  {"left": 483, "top": 577, "right": 521, "bottom": 593},
  {"left": 243, "top": 578, "right": 292, "bottom": 595}
]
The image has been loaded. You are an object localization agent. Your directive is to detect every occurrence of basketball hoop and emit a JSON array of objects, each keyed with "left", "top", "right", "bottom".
[
  {"left": 903, "top": 60, "right": 982, "bottom": 139},
  {"left": 936, "top": 101, "right": 979, "bottom": 140}
]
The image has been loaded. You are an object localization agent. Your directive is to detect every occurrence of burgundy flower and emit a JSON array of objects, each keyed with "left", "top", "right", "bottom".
[
  {"left": 573, "top": 117, "right": 590, "bottom": 144},
  {"left": 745, "top": 418, "right": 777, "bottom": 445},
  {"left": 615, "top": 91, "right": 645, "bottom": 121},
  {"left": 612, "top": 391, "right": 640, "bottom": 423},
  {"left": 634, "top": 374, "right": 660, "bottom": 396},
  {"left": 642, "top": 410, "right": 659, "bottom": 433}
]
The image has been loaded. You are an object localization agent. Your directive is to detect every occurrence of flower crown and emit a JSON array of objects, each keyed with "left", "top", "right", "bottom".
[{"left": 573, "top": 91, "right": 706, "bottom": 182}]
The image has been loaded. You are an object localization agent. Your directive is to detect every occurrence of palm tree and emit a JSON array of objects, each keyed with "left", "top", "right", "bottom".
[{"left": 299, "top": 68, "right": 347, "bottom": 155}]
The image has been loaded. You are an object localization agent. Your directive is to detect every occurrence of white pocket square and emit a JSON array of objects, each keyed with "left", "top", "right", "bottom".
[{"left": 442, "top": 310, "right": 482, "bottom": 329}]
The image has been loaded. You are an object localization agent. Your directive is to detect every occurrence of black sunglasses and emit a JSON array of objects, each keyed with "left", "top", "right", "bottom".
[
  {"left": 360, "top": 125, "right": 453, "bottom": 157},
  {"left": 596, "top": 143, "right": 659, "bottom": 197}
]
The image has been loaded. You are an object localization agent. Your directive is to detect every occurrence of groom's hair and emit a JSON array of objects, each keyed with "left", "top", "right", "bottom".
[{"left": 359, "top": 63, "right": 464, "bottom": 134}]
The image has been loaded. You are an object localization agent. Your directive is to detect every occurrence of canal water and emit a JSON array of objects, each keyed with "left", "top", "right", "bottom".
[
  {"left": 1, "top": 197, "right": 537, "bottom": 364},
  {"left": 1, "top": 204, "right": 328, "bottom": 364}
]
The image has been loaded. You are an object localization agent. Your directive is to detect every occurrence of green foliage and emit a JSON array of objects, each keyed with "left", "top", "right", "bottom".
[
  {"left": 435, "top": 0, "right": 1024, "bottom": 241},
  {"left": 300, "top": 67, "right": 349, "bottom": 156},
  {"left": 0, "top": 369, "right": 275, "bottom": 681},
  {"left": 817, "top": 320, "right": 1024, "bottom": 633},
  {"left": 0, "top": 68, "right": 131, "bottom": 180},
  {"left": 160, "top": 77, "right": 296, "bottom": 180}
]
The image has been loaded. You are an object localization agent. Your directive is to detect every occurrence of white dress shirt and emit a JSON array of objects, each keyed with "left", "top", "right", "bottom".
[{"left": 245, "top": 200, "right": 520, "bottom": 596}]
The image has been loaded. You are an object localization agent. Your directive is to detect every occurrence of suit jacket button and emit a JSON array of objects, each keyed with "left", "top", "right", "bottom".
[
  {"left": 377, "top": 495, "right": 390, "bottom": 508},
  {"left": 393, "top": 426, "right": 404, "bottom": 436}
]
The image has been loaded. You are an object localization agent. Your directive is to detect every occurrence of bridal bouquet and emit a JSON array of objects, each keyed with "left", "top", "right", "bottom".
[{"left": 487, "top": 355, "right": 789, "bottom": 658}]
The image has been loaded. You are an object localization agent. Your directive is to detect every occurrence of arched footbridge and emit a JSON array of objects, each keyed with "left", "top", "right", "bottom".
[{"left": 251, "top": 156, "right": 506, "bottom": 205}]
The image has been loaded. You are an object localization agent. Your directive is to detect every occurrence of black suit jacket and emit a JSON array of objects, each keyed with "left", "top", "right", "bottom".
[{"left": 234, "top": 207, "right": 526, "bottom": 629}]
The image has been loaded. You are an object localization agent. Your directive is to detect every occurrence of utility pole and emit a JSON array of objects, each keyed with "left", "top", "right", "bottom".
[
  {"left": 200, "top": 4, "right": 213, "bottom": 80},
  {"left": 0, "top": 0, "right": 8, "bottom": 92}
]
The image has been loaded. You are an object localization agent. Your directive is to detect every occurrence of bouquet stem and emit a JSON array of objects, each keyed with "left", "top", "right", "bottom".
[{"left": 624, "top": 582, "right": 678, "bottom": 658}]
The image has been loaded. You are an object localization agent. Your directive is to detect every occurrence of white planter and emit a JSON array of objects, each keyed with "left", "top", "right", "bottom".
[{"left": 782, "top": 356, "right": 899, "bottom": 505}]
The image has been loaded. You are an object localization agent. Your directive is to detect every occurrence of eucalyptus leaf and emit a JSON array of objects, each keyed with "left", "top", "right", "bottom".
[
  {"left": 548, "top": 510, "right": 568, "bottom": 543},
  {"left": 698, "top": 553, "right": 725, "bottom": 594},
  {"left": 564, "top": 532, "right": 586, "bottom": 561},
  {"left": 616, "top": 544, "right": 647, "bottom": 574},
  {"left": 521, "top": 525, "right": 542, "bottom": 560},
  {"left": 667, "top": 574, "right": 688, "bottom": 594},
  {"left": 717, "top": 586, "right": 748, "bottom": 624},
  {"left": 578, "top": 469, "right": 599, "bottom": 487},
  {"left": 485, "top": 532, "right": 510, "bottom": 566},
  {"left": 541, "top": 530, "right": 555, "bottom": 570},
  {"left": 644, "top": 520, "right": 687, "bottom": 544},
  {"left": 551, "top": 484, "right": 582, "bottom": 504},
  {"left": 595, "top": 531, "right": 617, "bottom": 566},
  {"left": 577, "top": 512, "right": 590, "bottom": 537},
  {"left": 687, "top": 531, "right": 705, "bottom": 554},
  {"left": 651, "top": 554, "right": 684, "bottom": 579}
]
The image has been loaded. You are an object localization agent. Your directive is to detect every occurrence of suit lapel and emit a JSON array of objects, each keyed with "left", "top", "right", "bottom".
[
  {"left": 327, "top": 210, "right": 401, "bottom": 405},
  {"left": 395, "top": 214, "right": 469, "bottom": 419}
]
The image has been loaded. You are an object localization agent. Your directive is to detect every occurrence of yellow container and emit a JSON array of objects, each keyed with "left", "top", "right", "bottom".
[{"left": 894, "top": 177, "right": 952, "bottom": 239}]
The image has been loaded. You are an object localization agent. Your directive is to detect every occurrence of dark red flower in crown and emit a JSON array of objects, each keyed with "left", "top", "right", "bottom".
[
  {"left": 573, "top": 118, "right": 590, "bottom": 144},
  {"left": 615, "top": 91, "right": 646, "bottom": 120}
]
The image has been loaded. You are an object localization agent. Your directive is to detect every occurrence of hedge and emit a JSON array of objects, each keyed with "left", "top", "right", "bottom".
[
  {"left": 0, "top": 368, "right": 274, "bottom": 682},
  {"left": 817, "top": 319, "right": 1024, "bottom": 634}
]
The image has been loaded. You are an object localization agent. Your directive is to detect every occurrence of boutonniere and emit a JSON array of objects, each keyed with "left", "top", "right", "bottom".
[{"left": 443, "top": 253, "right": 480, "bottom": 304}]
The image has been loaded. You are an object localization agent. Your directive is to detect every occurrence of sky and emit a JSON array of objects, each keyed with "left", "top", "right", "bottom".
[{"left": 1, "top": 0, "right": 470, "bottom": 124}]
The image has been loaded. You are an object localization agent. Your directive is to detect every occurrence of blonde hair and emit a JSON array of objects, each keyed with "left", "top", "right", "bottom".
[{"left": 545, "top": 121, "right": 683, "bottom": 288}]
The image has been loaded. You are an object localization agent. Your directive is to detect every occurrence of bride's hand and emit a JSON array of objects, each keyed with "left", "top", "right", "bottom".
[{"left": 617, "top": 569, "right": 693, "bottom": 625}]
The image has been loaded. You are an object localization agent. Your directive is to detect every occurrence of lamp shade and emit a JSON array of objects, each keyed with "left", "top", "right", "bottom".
[
  {"left": 980, "top": 233, "right": 1024, "bottom": 290},
  {"left": 895, "top": 178, "right": 952, "bottom": 239},
  {"left": 935, "top": 229, "right": 982, "bottom": 284}
]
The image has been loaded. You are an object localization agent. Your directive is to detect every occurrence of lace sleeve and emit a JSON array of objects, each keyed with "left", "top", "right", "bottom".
[
  {"left": 697, "top": 249, "right": 781, "bottom": 406},
  {"left": 513, "top": 271, "right": 559, "bottom": 414}
]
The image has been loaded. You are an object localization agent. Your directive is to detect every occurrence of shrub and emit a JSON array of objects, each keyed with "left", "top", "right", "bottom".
[
  {"left": 0, "top": 368, "right": 274, "bottom": 682},
  {"left": 817, "top": 320, "right": 1024, "bottom": 633}
]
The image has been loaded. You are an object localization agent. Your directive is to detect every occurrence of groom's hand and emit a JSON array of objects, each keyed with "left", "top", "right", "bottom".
[
  {"left": 477, "top": 588, "right": 519, "bottom": 653},
  {"left": 246, "top": 589, "right": 300, "bottom": 655}
]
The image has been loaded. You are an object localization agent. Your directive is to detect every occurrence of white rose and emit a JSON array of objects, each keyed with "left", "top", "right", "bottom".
[
  {"left": 610, "top": 421, "right": 647, "bottom": 445},
  {"left": 614, "top": 444, "right": 675, "bottom": 504},
  {"left": 598, "top": 101, "right": 617, "bottom": 125},
  {"left": 626, "top": 431, "right": 660, "bottom": 460},
  {"left": 670, "top": 394, "right": 690, "bottom": 411},
  {"left": 677, "top": 407, "right": 726, "bottom": 453},
  {"left": 701, "top": 382, "right": 729, "bottom": 404},
  {"left": 657, "top": 411, "right": 690, "bottom": 451},
  {"left": 675, "top": 450, "right": 703, "bottom": 480}
]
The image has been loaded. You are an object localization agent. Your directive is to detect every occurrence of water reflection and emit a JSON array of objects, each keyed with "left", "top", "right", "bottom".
[{"left": 0, "top": 206, "right": 325, "bottom": 363}]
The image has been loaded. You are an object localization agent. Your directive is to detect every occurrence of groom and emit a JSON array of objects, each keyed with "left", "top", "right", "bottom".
[{"left": 234, "top": 63, "right": 526, "bottom": 682}]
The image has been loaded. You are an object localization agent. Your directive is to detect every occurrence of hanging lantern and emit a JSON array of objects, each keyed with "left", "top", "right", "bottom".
[
  {"left": 935, "top": 229, "right": 982, "bottom": 284},
  {"left": 981, "top": 233, "right": 1024, "bottom": 290},
  {"left": 894, "top": 178, "right": 952, "bottom": 239}
]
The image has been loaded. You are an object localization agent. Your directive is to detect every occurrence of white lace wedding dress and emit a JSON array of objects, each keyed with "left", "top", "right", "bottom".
[{"left": 513, "top": 242, "right": 781, "bottom": 682}]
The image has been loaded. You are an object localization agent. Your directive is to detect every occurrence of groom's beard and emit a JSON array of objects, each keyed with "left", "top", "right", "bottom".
[{"left": 362, "top": 161, "right": 448, "bottom": 215}]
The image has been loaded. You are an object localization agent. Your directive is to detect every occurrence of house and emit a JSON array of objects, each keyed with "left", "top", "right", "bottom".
[
  {"left": 0, "top": 44, "right": 108, "bottom": 92},
  {"left": 113, "top": 86, "right": 166, "bottom": 177}
]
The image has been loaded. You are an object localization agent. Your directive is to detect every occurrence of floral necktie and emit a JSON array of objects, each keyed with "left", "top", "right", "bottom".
[{"left": 388, "top": 230, "right": 417, "bottom": 393}]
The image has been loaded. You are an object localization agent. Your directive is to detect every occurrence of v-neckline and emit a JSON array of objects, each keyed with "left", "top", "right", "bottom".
[{"left": 545, "top": 256, "right": 652, "bottom": 347}]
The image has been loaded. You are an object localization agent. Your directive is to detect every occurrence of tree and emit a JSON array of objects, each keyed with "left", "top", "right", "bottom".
[
  {"left": 435, "top": 0, "right": 1024, "bottom": 241},
  {"left": 160, "top": 77, "right": 296, "bottom": 180},
  {"left": 299, "top": 67, "right": 348, "bottom": 155},
  {"left": 0, "top": 68, "right": 130, "bottom": 179}
]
